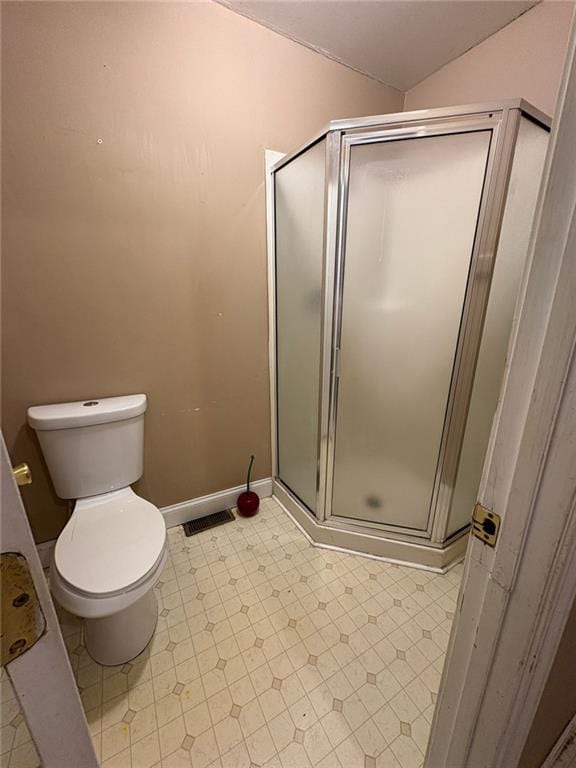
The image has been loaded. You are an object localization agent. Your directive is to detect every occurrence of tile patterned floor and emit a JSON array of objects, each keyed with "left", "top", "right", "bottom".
[
  {"left": 2, "top": 497, "right": 462, "bottom": 768},
  {"left": 0, "top": 672, "right": 37, "bottom": 768}
]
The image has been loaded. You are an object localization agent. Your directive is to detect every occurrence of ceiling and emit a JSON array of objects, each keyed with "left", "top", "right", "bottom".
[{"left": 216, "top": 0, "right": 540, "bottom": 91}]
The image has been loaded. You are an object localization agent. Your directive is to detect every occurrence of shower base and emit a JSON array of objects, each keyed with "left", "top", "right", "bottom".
[{"left": 273, "top": 481, "right": 468, "bottom": 573}]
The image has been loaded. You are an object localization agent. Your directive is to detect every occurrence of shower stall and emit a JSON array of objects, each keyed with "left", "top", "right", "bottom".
[{"left": 268, "top": 100, "right": 549, "bottom": 570}]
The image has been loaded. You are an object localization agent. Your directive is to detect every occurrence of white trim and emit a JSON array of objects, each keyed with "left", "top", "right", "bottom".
[
  {"left": 161, "top": 478, "right": 273, "bottom": 528},
  {"left": 427, "top": 17, "right": 576, "bottom": 768},
  {"left": 541, "top": 713, "right": 576, "bottom": 768},
  {"left": 265, "top": 148, "right": 285, "bottom": 485}
]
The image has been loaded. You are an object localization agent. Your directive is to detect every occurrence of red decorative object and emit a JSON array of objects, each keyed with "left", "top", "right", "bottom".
[{"left": 237, "top": 455, "right": 259, "bottom": 517}]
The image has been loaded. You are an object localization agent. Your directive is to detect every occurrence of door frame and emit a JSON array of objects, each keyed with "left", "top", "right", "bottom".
[
  {"left": 426, "top": 15, "right": 576, "bottom": 767},
  {"left": 1, "top": 435, "right": 98, "bottom": 768}
]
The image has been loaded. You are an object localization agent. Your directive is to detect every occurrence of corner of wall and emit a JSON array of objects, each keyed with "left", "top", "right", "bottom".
[{"left": 403, "top": 2, "right": 574, "bottom": 115}]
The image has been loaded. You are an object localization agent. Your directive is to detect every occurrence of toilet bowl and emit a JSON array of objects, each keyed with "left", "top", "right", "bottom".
[
  {"left": 28, "top": 394, "right": 167, "bottom": 665},
  {"left": 51, "top": 487, "right": 167, "bottom": 665}
]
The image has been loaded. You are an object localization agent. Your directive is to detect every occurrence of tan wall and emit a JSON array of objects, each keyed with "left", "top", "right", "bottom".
[
  {"left": 1, "top": 1, "right": 402, "bottom": 543},
  {"left": 404, "top": 2, "right": 574, "bottom": 116}
]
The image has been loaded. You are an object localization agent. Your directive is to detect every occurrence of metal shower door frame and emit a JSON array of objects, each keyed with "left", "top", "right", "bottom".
[
  {"left": 320, "top": 108, "right": 521, "bottom": 543},
  {"left": 269, "top": 100, "right": 550, "bottom": 548}
]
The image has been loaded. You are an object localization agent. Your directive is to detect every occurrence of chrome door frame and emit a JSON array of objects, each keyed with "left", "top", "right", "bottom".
[{"left": 322, "top": 110, "right": 514, "bottom": 541}]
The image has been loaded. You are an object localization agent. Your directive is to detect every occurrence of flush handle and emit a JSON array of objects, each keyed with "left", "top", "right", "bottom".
[{"left": 12, "top": 464, "right": 32, "bottom": 487}]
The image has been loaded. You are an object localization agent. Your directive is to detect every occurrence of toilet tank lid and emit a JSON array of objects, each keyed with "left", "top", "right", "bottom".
[{"left": 27, "top": 394, "right": 147, "bottom": 431}]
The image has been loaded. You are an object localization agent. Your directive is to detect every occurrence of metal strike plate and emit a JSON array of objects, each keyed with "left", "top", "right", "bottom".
[
  {"left": 472, "top": 503, "right": 501, "bottom": 547},
  {"left": 12, "top": 464, "right": 32, "bottom": 487},
  {"left": 1, "top": 553, "right": 46, "bottom": 667}
]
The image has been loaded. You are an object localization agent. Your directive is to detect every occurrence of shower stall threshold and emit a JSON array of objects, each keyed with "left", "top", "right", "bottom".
[{"left": 273, "top": 481, "right": 468, "bottom": 573}]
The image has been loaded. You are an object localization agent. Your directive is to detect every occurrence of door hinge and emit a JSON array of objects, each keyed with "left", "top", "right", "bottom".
[
  {"left": 472, "top": 503, "right": 501, "bottom": 547},
  {"left": 1, "top": 553, "right": 46, "bottom": 667}
]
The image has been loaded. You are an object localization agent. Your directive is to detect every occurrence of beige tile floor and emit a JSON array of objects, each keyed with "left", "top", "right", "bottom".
[
  {"left": 1, "top": 672, "right": 37, "bottom": 768},
  {"left": 2, "top": 497, "right": 462, "bottom": 768}
]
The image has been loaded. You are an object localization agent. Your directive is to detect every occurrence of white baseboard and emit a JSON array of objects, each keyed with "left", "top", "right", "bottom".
[
  {"left": 541, "top": 713, "right": 576, "bottom": 768},
  {"left": 35, "top": 478, "right": 273, "bottom": 563},
  {"left": 161, "top": 478, "right": 273, "bottom": 528}
]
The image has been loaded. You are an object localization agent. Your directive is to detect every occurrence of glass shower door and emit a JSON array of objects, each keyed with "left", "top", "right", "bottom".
[
  {"left": 330, "top": 130, "right": 492, "bottom": 531},
  {"left": 274, "top": 140, "right": 326, "bottom": 514}
]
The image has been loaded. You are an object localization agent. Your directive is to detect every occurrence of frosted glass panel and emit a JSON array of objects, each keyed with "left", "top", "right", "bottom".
[
  {"left": 332, "top": 132, "right": 491, "bottom": 530},
  {"left": 275, "top": 140, "right": 326, "bottom": 513},
  {"left": 448, "top": 118, "right": 548, "bottom": 535}
]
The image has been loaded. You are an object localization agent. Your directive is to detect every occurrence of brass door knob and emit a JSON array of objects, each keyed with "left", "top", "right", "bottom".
[{"left": 12, "top": 464, "right": 32, "bottom": 487}]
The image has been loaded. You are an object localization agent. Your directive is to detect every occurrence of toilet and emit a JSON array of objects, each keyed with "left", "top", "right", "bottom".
[{"left": 27, "top": 394, "right": 167, "bottom": 666}]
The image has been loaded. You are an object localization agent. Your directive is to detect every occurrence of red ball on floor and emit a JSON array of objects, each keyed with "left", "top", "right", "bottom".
[{"left": 237, "top": 490, "right": 259, "bottom": 517}]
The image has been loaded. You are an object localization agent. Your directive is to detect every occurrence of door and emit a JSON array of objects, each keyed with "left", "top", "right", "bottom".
[
  {"left": 1, "top": 434, "right": 98, "bottom": 768},
  {"left": 329, "top": 128, "right": 492, "bottom": 533},
  {"left": 427, "top": 19, "right": 576, "bottom": 768}
]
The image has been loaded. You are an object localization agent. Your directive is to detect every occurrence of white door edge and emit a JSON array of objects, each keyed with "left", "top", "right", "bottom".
[
  {"left": 427, "top": 16, "right": 576, "bottom": 768},
  {"left": 1, "top": 435, "right": 99, "bottom": 768},
  {"left": 541, "top": 712, "right": 576, "bottom": 768}
]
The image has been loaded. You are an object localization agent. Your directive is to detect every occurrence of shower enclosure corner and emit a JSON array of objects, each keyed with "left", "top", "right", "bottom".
[{"left": 269, "top": 100, "right": 550, "bottom": 571}]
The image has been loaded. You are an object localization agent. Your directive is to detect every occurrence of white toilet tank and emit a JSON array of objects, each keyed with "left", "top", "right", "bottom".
[{"left": 28, "top": 394, "right": 147, "bottom": 500}]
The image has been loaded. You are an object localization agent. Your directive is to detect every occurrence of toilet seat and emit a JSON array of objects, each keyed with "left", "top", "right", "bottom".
[
  {"left": 54, "top": 487, "right": 166, "bottom": 597},
  {"left": 51, "top": 544, "right": 167, "bottom": 620}
]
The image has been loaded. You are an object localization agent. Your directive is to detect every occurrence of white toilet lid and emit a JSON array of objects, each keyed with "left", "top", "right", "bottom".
[{"left": 54, "top": 488, "right": 166, "bottom": 596}]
